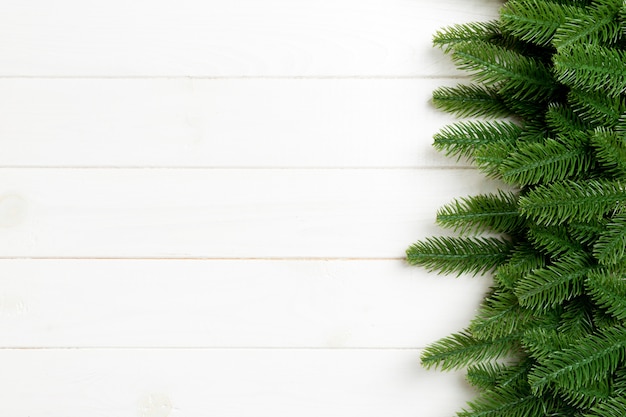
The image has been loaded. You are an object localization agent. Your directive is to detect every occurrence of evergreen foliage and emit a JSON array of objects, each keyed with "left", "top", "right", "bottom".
[{"left": 407, "top": 0, "right": 626, "bottom": 415}]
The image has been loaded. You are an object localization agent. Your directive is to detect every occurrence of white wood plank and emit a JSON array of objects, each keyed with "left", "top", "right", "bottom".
[
  {"left": 0, "top": 259, "right": 491, "bottom": 348},
  {"left": 0, "top": 78, "right": 466, "bottom": 168},
  {"left": 0, "top": 349, "right": 475, "bottom": 417},
  {"left": 0, "top": 168, "right": 503, "bottom": 258},
  {"left": 0, "top": 0, "right": 500, "bottom": 76}
]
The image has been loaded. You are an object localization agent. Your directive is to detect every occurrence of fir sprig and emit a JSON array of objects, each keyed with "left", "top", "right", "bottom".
[
  {"left": 420, "top": 330, "right": 519, "bottom": 370},
  {"left": 432, "top": 120, "right": 521, "bottom": 159},
  {"left": 586, "top": 267, "right": 626, "bottom": 321},
  {"left": 431, "top": 84, "right": 511, "bottom": 118},
  {"left": 500, "top": 0, "right": 581, "bottom": 46},
  {"left": 499, "top": 136, "right": 592, "bottom": 185},
  {"left": 555, "top": 45, "right": 626, "bottom": 97},
  {"left": 519, "top": 179, "right": 625, "bottom": 226},
  {"left": 514, "top": 253, "right": 592, "bottom": 309},
  {"left": 406, "top": 236, "right": 513, "bottom": 276},
  {"left": 528, "top": 325, "right": 626, "bottom": 395},
  {"left": 435, "top": 191, "right": 522, "bottom": 234},
  {"left": 451, "top": 41, "right": 557, "bottom": 101}
]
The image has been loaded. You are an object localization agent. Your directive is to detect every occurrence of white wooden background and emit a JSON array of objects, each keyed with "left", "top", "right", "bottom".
[{"left": 0, "top": 0, "right": 502, "bottom": 415}]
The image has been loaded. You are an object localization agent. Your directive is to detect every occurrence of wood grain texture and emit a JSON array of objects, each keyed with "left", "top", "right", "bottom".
[
  {"left": 0, "top": 349, "right": 474, "bottom": 417},
  {"left": 0, "top": 78, "right": 465, "bottom": 168},
  {"left": 0, "top": 0, "right": 499, "bottom": 76},
  {"left": 0, "top": 259, "right": 491, "bottom": 348},
  {"left": 0, "top": 0, "right": 504, "bottom": 414},
  {"left": 0, "top": 168, "right": 502, "bottom": 258}
]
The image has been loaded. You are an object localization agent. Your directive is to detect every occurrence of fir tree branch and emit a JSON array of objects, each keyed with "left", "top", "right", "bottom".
[
  {"left": 502, "top": 96, "right": 549, "bottom": 119},
  {"left": 500, "top": 0, "right": 581, "bottom": 47},
  {"left": 406, "top": 236, "right": 513, "bottom": 276},
  {"left": 552, "top": 0, "right": 622, "bottom": 50},
  {"left": 522, "top": 328, "right": 576, "bottom": 360},
  {"left": 469, "top": 288, "right": 535, "bottom": 340},
  {"left": 466, "top": 362, "right": 510, "bottom": 390},
  {"left": 558, "top": 376, "right": 611, "bottom": 408},
  {"left": 495, "top": 242, "right": 547, "bottom": 290},
  {"left": 421, "top": 330, "right": 519, "bottom": 370},
  {"left": 433, "top": 20, "right": 501, "bottom": 53},
  {"left": 451, "top": 41, "right": 557, "bottom": 101},
  {"left": 569, "top": 89, "right": 626, "bottom": 128},
  {"left": 527, "top": 224, "right": 583, "bottom": 257},
  {"left": 499, "top": 136, "right": 592, "bottom": 185},
  {"left": 466, "top": 359, "right": 534, "bottom": 393},
  {"left": 474, "top": 141, "right": 518, "bottom": 179},
  {"left": 568, "top": 218, "right": 609, "bottom": 246},
  {"left": 518, "top": 179, "right": 626, "bottom": 226},
  {"left": 514, "top": 253, "right": 592, "bottom": 310},
  {"left": 457, "top": 384, "right": 555, "bottom": 417},
  {"left": 584, "top": 394, "right": 626, "bottom": 417},
  {"left": 554, "top": 44, "right": 626, "bottom": 97},
  {"left": 586, "top": 267, "right": 626, "bottom": 321},
  {"left": 557, "top": 297, "right": 595, "bottom": 339},
  {"left": 431, "top": 84, "right": 511, "bottom": 118},
  {"left": 411, "top": 0, "right": 626, "bottom": 413},
  {"left": 590, "top": 128, "right": 626, "bottom": 178},
  {"left": 592, "top": 213, "right": 626, "bottom": 265},
  {"left": 432, "top": 120, "right": 521, "bottom": 160},
  {"left": 528, "top": 325, "right": 626, "bottom": 395},
  {"left": 545, "top": 102, "right": 592, "bottom": 136},
  {"left": 436, "top": 191, "right": 523, "bottom": 234},
  {"left": 593, "top": 308, "right": 622, "bottom": 331}
]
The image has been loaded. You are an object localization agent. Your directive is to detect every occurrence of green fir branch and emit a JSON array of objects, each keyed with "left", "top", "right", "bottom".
[
  {"left": 568, "top": 89, "right": 626, "bottom": 128},
  {"left": 545, "top": 102, "right": 592, "bottom": 136},
  {"left": 557, "top": 297, "right": 595, "bottom": 339},
  {"left": 554, "top": 44, "right": 626, "bottom": 97},
  {"left": 469, "top": 287, "right": 535, "bottom": 340},
  {"left": 586, "top": 267, "right": 626, "bottom": 321},
  {"left": 406, "top": 236, "right": 513, "bottom": 276},
  {"left": 552, "top": 0, "right": 622, "bottom": 49},
  {"left": 495, "top": 242, "right": 547, "bottom": 290},
  {"left": 527, "top": 224, "right": 583, "bottom": 257},
  {"left": 583, "top": 394, "right": 626, "bottom": 417},
  {"left": 457, "top": 384, "right": 556, "bottom": 417},
  {"left": 451, "top": 40, "right": 557, "bottom": 101},
  {"left": 421, "top": 330, "right": 519, "bottom": 371},
  {"left": 433, "top": 20, "right": 501, "bottom": 53},
  {"left": 466, "top": 362, "right": 509, "bottom": 390},
  {"left": 410, "top": 0, "right": 626, "bottom": 414},
  {"left": 593, "top": 308, "right": 622, "bottom": 331},
  {"left": 557, "top": 376, "right": 612, "bottom": 408},
  {"left": 499, "top": 136, "right": 592, "bottom": 185},
  {"left": 568, "top": 218, "right": 609, "bottom": 246},
  {"left": 473, "top": 141, "right": 517, "bottom": 180},
  {"left": 500, "top": 0, "right": 581, "bottom": 47},
  {"left": 518, "top": 179, "right": 626, "bottom": 226},
  {"left": 466, "top": 359, "right": 533, "bottom": 391},
  {"left": 436, "top": 191, "right": 523, "bottom": 234},
  {"left": 522, "top": 328, "right": 576, "bottom": 360},
  {"left": 514, "top": 253, "right": 592, "bottom": 310},
  {"left": 592, "top": 213, "right": 626, "bottom": 264},
  {"left": 528, "top": 325, "right": 626, "bottom": 394},
  {"left": 432, "top": 120, "right": 521, "bottom": 160},
  {"left": 590, "top": 128, "right": 626, "bottom": 178},
  {"left": 431, "top": 84, "right": 511, "bottom": 118}
]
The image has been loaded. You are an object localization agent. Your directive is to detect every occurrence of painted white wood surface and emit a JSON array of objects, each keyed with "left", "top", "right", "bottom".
[
  {"left": 0, "top": 0, "right": 500, "bottom": 77},
  {"left": 0, "top": 0, "right": 501, "bottom": 415},
  {"left": 0, "top": 259, "right": 491, "bottom": 348},
  {"left": 0, "top": 78, "right": 464, "bottom": 168},
  {"left": 0, "top": 349, "right": 475, "bottom": 417},
  {"left": 0, "top": 168, "right": 502, "bottom": 258}
]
